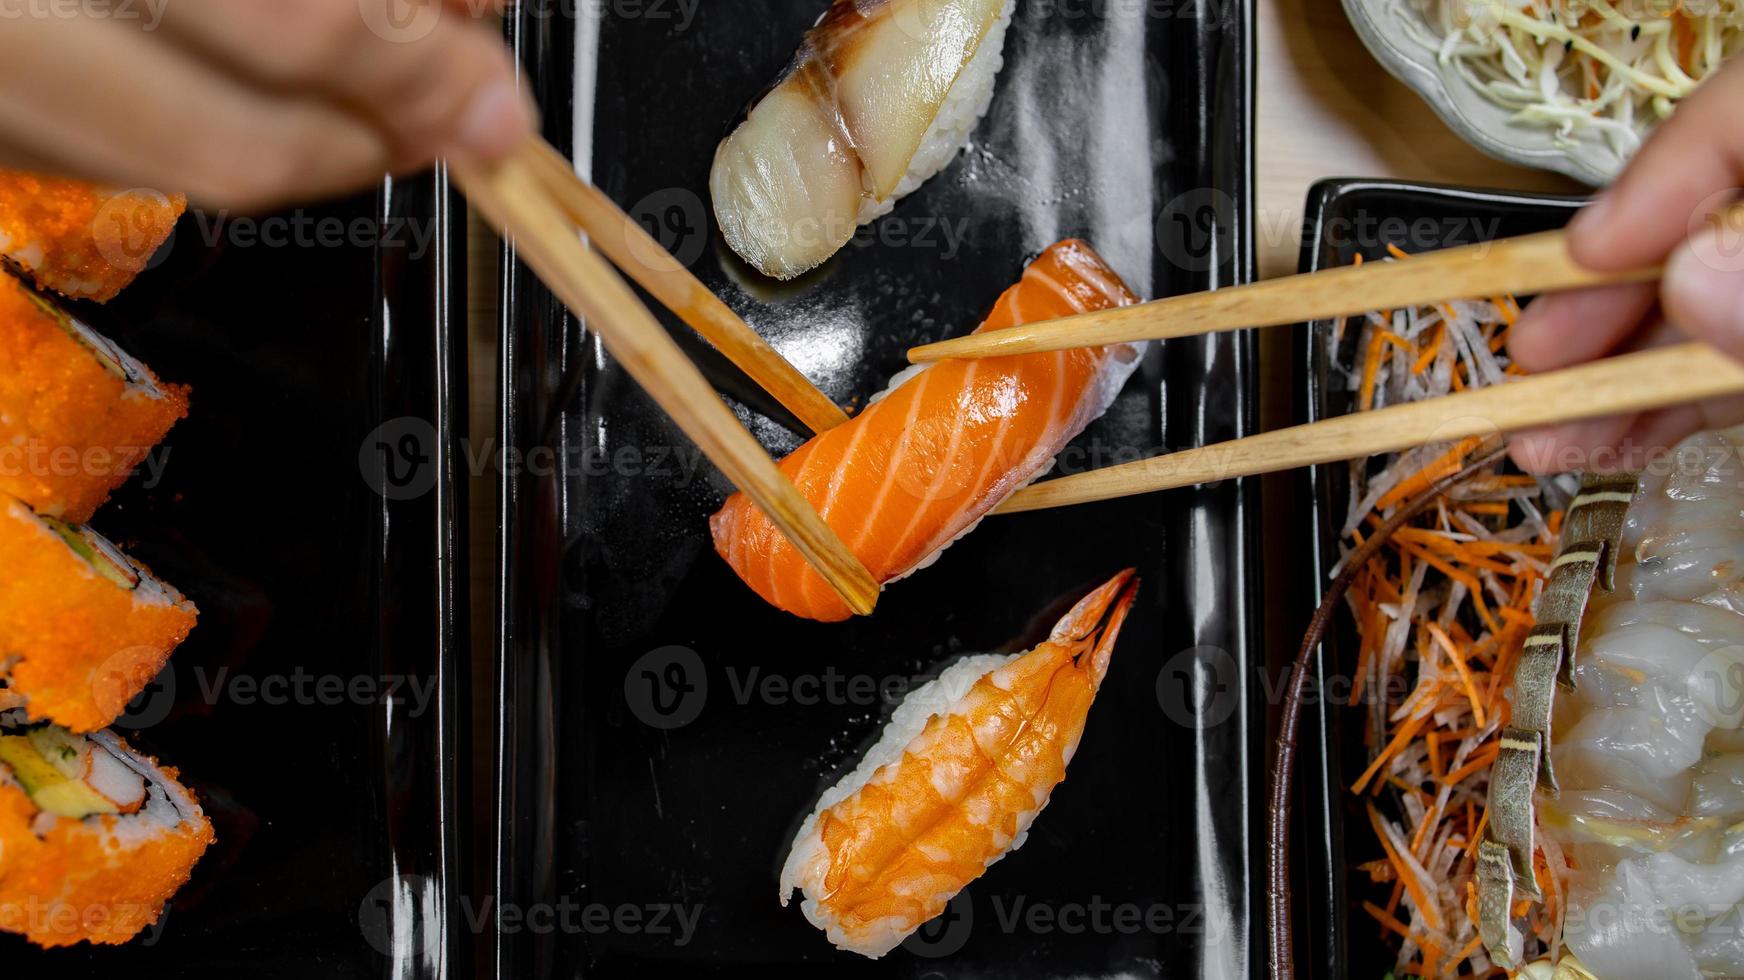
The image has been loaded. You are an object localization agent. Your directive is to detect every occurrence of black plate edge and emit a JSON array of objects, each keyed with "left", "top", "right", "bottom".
[
  {"left": 374, "top": 168, "right": 475, "bottom": 980},
  {"left": 1284, "top": 177, "right": 1588, "bottom": 979},
  {"left": 492, "top": 8, "right": 576, "bottom": 980}
]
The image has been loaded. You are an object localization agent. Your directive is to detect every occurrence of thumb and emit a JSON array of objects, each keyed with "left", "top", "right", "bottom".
[{"left": 1663, "top": 208, "right": 1744, "bottom": 361}]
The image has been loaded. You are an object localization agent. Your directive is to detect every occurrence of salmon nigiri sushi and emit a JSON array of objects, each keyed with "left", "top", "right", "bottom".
[
  {"left": 779, "top": 569, "right": 1139, "bottom": 958},
  {"left": 710, "top": 239, "right": 1145, "bottom": 622}
]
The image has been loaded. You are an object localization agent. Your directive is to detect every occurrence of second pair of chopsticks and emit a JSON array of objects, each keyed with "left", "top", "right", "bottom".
[
  {"left": 907, "top": 204, "right": 1744, "bottom": 513},
  {"left": 455, "top": 139, "right": 875, "bottom": 614}
]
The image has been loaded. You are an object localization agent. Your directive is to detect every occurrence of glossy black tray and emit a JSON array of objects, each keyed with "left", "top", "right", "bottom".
[
  {"left": 496, "top": 4, "right": 1261, "bottom": 977},
  {"left": 1284, "top": 179, "right": 1586, "bottom": 979},
  {"left": 4, "top": 174, "right": 469, "bottom": 978}
]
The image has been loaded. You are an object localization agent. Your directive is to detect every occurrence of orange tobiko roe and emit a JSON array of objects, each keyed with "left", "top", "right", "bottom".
[
  {"left": 0, "top": 498, "right": 197, "bottom": 732},
  {"left": 0, "top": 275, "right": 189, "bottom": 522},
  {"left": 0, "top": 772, "right": 213, "bottom": 947},
  {"left": 0, "top": 172, "right": 185, "bottom": 303}
]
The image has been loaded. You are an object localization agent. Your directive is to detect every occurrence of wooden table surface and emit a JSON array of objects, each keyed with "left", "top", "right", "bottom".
[{"left": 463, "top": 2, "right": 1587, "bottom": 645}]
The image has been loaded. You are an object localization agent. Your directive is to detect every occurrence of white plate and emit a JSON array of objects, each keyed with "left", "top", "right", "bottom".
[{"left": 1342, "top": 0, "right": 1628, "bottom": 186}]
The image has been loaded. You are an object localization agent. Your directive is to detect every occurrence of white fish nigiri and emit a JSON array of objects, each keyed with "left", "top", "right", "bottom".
[{"left": 710, "top": 0, "right": 1014, "bottom": 279}]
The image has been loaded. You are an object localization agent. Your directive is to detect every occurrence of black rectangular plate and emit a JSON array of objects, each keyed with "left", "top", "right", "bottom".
[
  {"left": 3, "top": 175, "right": 469, "bottom": 978},
  {"left": 497, "top": 5, "right": 1261, "bottom": 977},
  {"left": 1285, "top": 178, "right": 1586, "bottom": 979}
]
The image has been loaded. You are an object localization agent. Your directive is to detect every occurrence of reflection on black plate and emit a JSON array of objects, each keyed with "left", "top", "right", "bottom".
[
  {"left": 3, "top": 176, "right": 468, "bottom": 979},
  {"left": 1286, "top": 179, "right": 1585, "bottom": 980},
  {"left": 497, "top": 3, "right": 1262, "bottom": 978}
]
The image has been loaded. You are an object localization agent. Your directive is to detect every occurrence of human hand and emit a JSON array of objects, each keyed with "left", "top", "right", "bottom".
[
  {"left": 1507, "top": 54, "right": 1744, "bottom": 473},
  {"left": 0, "top": 0, "right": 536, "bottom": 211}
]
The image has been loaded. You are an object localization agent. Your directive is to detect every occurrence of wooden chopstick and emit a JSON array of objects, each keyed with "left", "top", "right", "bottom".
[
  {"left": 995, "top": 342, "right": 1744, "bottom": 514},
  {"left": 904, "top": 208, "right": 1744, "bottom": 362},
  {"left": 521, "top": 142, "right": 850, "bottom": 435},
  {"left": 457, "top": 139, "right": 878, "bottom": 615}
]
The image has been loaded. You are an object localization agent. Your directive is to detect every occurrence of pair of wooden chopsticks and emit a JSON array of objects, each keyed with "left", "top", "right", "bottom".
[
  {"left": 454, "top": 138, "right": 876, "bottom": 615},
  {"left": 461, "top": 135, "right": 1742, "bottom": 605},
  {"left": 905, "top": 204, "right": 1744, "bottom": 513}
]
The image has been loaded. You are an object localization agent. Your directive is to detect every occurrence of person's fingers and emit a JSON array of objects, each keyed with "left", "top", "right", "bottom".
[
  {"left": 1506, "top": 320, "right": 1705, "bottom": 472},
  {"left": 1507, "top": 281, "right": 1658, "bottom": 372},
  {"left": 0, "top": 14, "right": 389, "bottom": 209},
  {"left": 1661, "top": 210, "right": 1744, "bottom": 360},
  {"left": 1509, "top": 412, "right": 1639, "bottom": 473},
  {"left": 1565, "top": 56, "right": 1744, "bottom": 270},
  {"left": 154, "top": 0, "right": 534, "bottom": 167}
]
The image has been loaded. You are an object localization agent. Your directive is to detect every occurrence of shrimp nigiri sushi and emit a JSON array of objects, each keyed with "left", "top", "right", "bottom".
[
  {"left": 710, "top": 0, "right": 1015, "bottom": 279},
  {"left": 710, "top": 239, "right": 1145, "bottom": 622},
  {"left": 779, "top": 569, "right": 1138, "bottom": 958}
]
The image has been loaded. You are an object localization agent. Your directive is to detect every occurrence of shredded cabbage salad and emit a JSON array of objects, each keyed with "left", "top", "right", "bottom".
[{"left": 1406, "top": 0, "right": 1744, "bottom": 156}]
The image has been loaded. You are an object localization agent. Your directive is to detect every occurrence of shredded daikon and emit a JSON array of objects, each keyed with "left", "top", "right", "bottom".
[{"left": 1405, "top": 0, "right": 1743, "bottom": 155}]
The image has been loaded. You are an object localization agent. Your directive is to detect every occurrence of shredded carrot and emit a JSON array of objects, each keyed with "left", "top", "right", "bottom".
[
  {"left": 1353, "top": 710, "right": 1432, "bottom": 794},
  {"left": 1360, "top": 330, "right": 1385, "bottom": 412},
  {"left": 1427, "top": 623, "right": 1489, "bottom": 727},
  {"left": 1369, "top": 803, "right": 1445, "bottom": 931},
  {"left": 1465, "top": 806, "right": 1490, "bottom": 860},
  {"left": 1413, "top": 324, "right": 1444, "bottom": 373},
  {"left": 1336, "top": 260, "right": 1561, "bottom": 971},
  {"left": 1377, "top": 437, "right": 1481, "bottom": 510},
  {"left": 1452, "top": 932, "right": 1484, "bottom": 968},
  {"left": 1675, "top": 11, "right": 1696, "bottom": 72},
  {"left": 1444, "top": 742, "right": 1501, "bottom": 787}
]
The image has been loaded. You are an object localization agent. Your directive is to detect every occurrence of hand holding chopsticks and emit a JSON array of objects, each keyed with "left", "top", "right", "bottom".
[
  {"left": 455, "top": 138, "right": 877, "bottom": 615},
  {"left": 907, "top": 203, "right": 1744, "bottom": 364}
]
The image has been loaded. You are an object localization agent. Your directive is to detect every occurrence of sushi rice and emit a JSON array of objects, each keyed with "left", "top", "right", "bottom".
[{"left": 0, "top": 709, "right": 213, "bottom": 947}]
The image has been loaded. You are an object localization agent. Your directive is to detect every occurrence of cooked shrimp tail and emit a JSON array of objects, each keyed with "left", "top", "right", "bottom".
[{"left": 1053, "top": 567, "right": 1139, "bottom": 687}]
